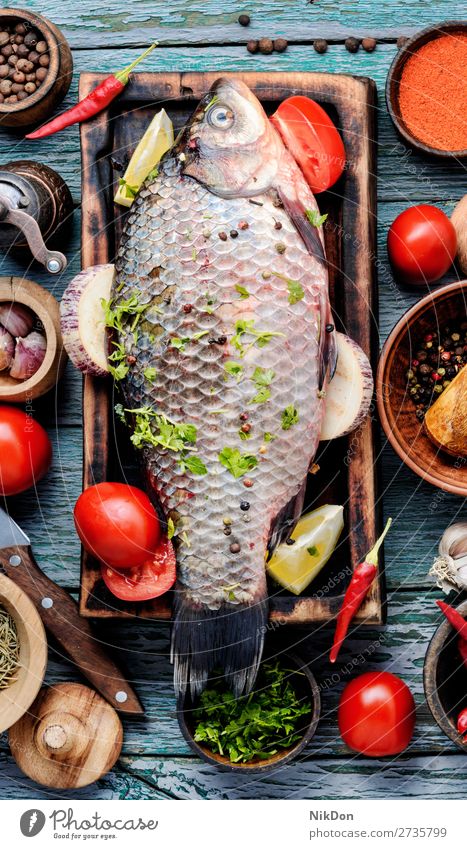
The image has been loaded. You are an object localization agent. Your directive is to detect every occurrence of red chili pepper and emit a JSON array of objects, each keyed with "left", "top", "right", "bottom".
[
  {"left": 457, "top": 707, "right": 467, "bottom": 740},
  {"left": 25, "top": 43, "right": 157, "bottom": 140},
  {"left": 436, "top": 600, "right": 467, "bottom": 641},
  {"left": 329, "top": 518, "right": 392, "bottom": 664}
]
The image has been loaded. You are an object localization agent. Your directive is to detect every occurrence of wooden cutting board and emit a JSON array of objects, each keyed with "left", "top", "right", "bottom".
[{"left": 79, "top": 70, "right": 383, "bottom": 625}]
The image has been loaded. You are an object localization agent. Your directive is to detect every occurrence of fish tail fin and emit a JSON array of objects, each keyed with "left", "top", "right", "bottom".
[{"left": 171, "top": 593, "right": 268, "bottom": 698}]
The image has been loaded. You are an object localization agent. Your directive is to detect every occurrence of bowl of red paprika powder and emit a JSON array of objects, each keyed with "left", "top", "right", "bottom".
[{"left": 386, "top": 21, "right": 467, "bottom": 159}]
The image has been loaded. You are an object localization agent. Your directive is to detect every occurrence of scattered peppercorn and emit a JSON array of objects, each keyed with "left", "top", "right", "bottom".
[
  {"left": 243, "top": 478, "right": 254, "bottom": 488},
  {"left": 275, "top": 242, "right": 286, "bottom": 254},
  {"left": 286, "top": 537, "right": 296, "bottom": 546},
  {"left": 223, "top": 527, "right": 232, "bottom": 536},
  {"left": 313, "top": 38, "right": 328, "bottom": 54},
  {"left": 241, "top": 423, "right": 252, "bottom": 434},
  {"left": 230, "top": 229, "right": 238, "bottom": 238},
  {"left": 239, "top": 412, "right": 249, "bottom": 421},
  {"left": 238, "top": 14, "right": 250, "bottom": 27},
  {"left": 247, "top": 40, "right": 258, "bottom": 54},
  {"left": 238, "top": 220, "right": 249, "bottom": 230},
  {"left": 274, "top": 220, "right": 282, "bottom": 230},
  {"left": 230, "top": 542, "right": 241, "bottom": 554},
  {"left": 218, "top": 231, "right": 228, "bottom": 241},
  {"left": 274, "top": 38, "right": 288, "bottom": 53},
  {"left": 258, "top": 38, "right": 274, "bottom": 55},
  {"left": 223, "top": 517, "right": 232, "bottom": 526},
  {"left": 345, "top": 37, "right": 360, "bottom": 53},
  {"left": 326, "top": 323, "right": 334, "bottom": 333},
  {"left": 240, "top": 500, "right": 250, "bottom": 511},
  {"left": 362, "top": 37, "right": 377, "bottom": 52},
  {"left": 182, "top": 304, "right": 193, "bottom": 314}
]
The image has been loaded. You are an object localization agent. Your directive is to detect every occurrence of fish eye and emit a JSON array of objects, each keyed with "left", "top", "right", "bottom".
[{"left": 206, "top": 104, "right": 234, "bottom": 130}]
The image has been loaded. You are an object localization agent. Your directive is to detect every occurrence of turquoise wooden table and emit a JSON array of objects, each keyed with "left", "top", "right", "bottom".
[{"left": 0, "top": 1, "right": 466, "bottom": 800}]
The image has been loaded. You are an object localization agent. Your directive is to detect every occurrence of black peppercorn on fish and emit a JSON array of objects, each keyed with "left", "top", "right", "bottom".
[{"left": 113, "top": 78, "right": 336, "bottom": 697}]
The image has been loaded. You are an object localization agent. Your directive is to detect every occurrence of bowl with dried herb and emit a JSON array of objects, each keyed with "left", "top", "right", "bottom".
[
  {"left": 177, "top": 653, "right": 320, "bottom": 772},
  {"left": 0, "top": 572, "right": 47, "bottom": 733}
]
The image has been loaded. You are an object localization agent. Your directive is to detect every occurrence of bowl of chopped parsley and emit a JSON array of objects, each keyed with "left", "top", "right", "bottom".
[{"left": 177, "top": 654, "right": 320, "bottom": 772}]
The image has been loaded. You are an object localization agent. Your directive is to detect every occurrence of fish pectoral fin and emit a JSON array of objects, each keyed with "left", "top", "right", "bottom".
[
  {"left": 318, "top": 294, "right": 338, "bottom": 390},
  {"left": 268, "top": 477, "right": 307, "bottom": 556},
  {"left": 275, "top": 187, "right": 326, "bottom": 266}
]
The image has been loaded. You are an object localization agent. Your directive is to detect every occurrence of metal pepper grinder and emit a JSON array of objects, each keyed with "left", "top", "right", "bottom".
[{"left": 0, "top": 160, "right": 73, "bottom": 274}]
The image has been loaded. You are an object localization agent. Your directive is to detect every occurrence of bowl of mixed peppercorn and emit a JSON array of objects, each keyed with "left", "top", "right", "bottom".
[{"left": 377, "top": 280, "right": 467, "bottom": 496}]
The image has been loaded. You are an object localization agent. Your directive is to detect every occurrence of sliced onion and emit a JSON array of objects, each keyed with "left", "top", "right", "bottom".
[
  {"left": 9, "top": 331, "right": 46, "bottom": 380},
  {"left": 60, "top": 264, "right": 114, "bottom": 376},
  {"left": 0, "top": 325, "right": 14, "bottom": 372}
]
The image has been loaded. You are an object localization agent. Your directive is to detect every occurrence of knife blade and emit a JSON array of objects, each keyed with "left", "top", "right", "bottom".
[{"left": 0, "top": 506, "right": 144, "bottom": 716}]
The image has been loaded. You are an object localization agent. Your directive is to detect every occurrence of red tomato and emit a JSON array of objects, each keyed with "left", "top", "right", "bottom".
[
  {"left": 101, "top": 537, "right": 176, "bottom": 601},
  {"left": 338, "top": 671, "right": 416, "bottom": 757},
  {"left": 74, "top": 482, "right": 160, "bottom": 570},
  {"left": 387, "top": 205, "right": 456, "bottom": 285},
  {"left": 0, "top": 405, "right": 52, "bottom": 496},
  {"left": 271, "top": 96, "right": 346, "bottom": 193}
]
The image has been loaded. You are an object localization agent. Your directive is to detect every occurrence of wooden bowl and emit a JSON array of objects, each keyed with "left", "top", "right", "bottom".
[
  {"left": 0, "top": 8, "right": 73, "bottom": 129},
  {"left": 0, "top": 571, "right": 47, "bottom": 734},
  {"left": 0, "top": 276, "right": 67, "bottom": 402},
  {"left": 424, "top": 599, "right": 467, "bottom": 751},
  {"left": 376, "top": 281, "right": 467, "bottom": 496},
  {"left": 386, "top": 21, "right": 467, "bottom": 159},
  {"left": 177, "top": 653, "right": 321, "bottom": 773}
]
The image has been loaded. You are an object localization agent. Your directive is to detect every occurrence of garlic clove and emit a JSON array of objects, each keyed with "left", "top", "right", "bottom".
[
  {"left": 0, "top": 324, "right": 14, "bottom": 371},
  {"left": 431, "top": 522, "right": 467, "bottom": 593},
  {"left": 9, "top": 331, "right": 46, "bottom": 380},
  {"left": 0, "top": 302, "right": 35, "bottom": 338}
]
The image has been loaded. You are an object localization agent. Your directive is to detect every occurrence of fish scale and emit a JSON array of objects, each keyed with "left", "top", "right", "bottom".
[{"left": 113, "top": 78, "right": 332, "bottom": 696}]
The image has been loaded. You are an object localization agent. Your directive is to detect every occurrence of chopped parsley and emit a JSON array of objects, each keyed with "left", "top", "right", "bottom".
[
  {"left": 178, "top": 453, "right": 208, "bottom": 476},
  {"left": 224, "top": 361, "right": 243, "bottom": 380},
  {"left": 167, "top": 517, "right": 176, "bottom": 540},
  {"left": 231, "top": 319, "right": 284, "bottom": 357},
  {"left": 102, "top": 295, "right": 147, "bottom": 334},
  {"left": 170, "top": 330, "right": 209, "bottom": 352},
  {"left": 235, "top": 284, "right": 250, "bottom": 300},
  {"left": 249, "top": 386, "right": 271, "bottom": 405},
  {"left": 263, "top": 432, "right": 276, "bottom": 442},
  {"left": 281, "top": 405, "right": 299, "bottom": 430},
  {"left": 118, "top": 178, "right": 138, "bottom": 199},
  {"left": 287, "top": 279, "right": 305, "bottom": 305},
  {"left": 305, "top": 208, "right": 328, "bottom": 228},
  {"left": 252, "top": 366, "right": 275, "bottom": 387},
  {"left": 193, "top": 661, "right": 311, "bottom": 764},
  {"left": 125, "top": 406, "right": 207, "bottom": 475},
  {"left": 218, "top": 447, "right": 258, "bottom": 478},
  {"left": 307, "top": 545, "right": 319, "bottom": 557},
  {"left": 143, "top": 366, "right": 157, "bottom": 381}
]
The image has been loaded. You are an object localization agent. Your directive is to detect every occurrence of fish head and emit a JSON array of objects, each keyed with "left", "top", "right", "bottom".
[{"left": 176, "top": 78, "right": 283, "bottom": 197}]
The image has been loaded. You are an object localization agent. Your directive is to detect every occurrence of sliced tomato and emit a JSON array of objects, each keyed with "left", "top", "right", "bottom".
[
  {"left": 271, "top": 96, "right": 346, "bottom": 193},
  {"left": 101, "top": 537, "right": 176, "bottom": 601}
]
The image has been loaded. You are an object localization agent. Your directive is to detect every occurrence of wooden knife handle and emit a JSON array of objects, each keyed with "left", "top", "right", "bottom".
[{"left": 0, "top": 545, "right": 144, "bottom": 716}]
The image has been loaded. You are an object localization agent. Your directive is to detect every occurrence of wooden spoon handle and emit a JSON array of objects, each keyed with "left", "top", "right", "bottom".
[{"left": 0, "top": 545, "right": 144, "bottom": 716}]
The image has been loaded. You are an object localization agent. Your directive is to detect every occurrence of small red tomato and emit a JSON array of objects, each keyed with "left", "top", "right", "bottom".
[
  {"left": 271, "top": 96, "right": 346, "bottom": 193},
  {"left": 101, "top": 537, "right": 176, "bottom": 601},
  {"left": 338, "top": 671, "right": 416, "bottom": 757},
  {"left": 74, "top": 482, "right": 160, "bottom": 570},
  {"left": 0, "top": 405, "right": 52, "bottom": 496},
  {"left": 387, "top": 205, "right": 457, "bottom": 285}
]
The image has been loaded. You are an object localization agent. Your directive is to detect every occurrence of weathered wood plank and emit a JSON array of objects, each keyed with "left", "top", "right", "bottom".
[
  {"left": 16, "top": 0, "right": 467, "bottom": 46},
  {"left": 0, "top": 750, "right": 466, "bottom": 800}
]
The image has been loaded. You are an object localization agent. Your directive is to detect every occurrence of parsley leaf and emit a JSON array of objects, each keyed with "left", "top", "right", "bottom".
[
  {"left": 235, "top": 284, "right": 250, "bottom": 300},
  {"left": 287, "top": 279, "right": 305, "bottom": 304},
  {"left": 252, "top": 366, "right": 275, "bottom": 387},
  {"left": 281, "top": 405, "right": 299, "bottom": 430},
  {"left": 167, "top": 518, "right": 176, "bottom": 540},
  {"left": 143, "top": 366, "right": 157, "bottom": 381},
  {"left": 263, "top": 432, "right": 276, "bottom": 442},
  {"left": 219, "top": 447, "right": 258, "bottom": 478},
  {"left": 224, "top": 361, "right": 243, "bottom": 380},
  {"left": 179, "top": 454, "right": 208, "bottom": 476},
  {"left": 231, "top": 319, "right": 284, "bottom": 357},
  {"left": 305, "top": 208, "right": 328, "bottom": 228},
  {"left": 249, "top": 386, "right": 271, "bottom": 405}
]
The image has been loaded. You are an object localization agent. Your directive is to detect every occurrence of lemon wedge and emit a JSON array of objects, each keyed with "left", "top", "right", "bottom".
[
  {"left": 114, "top": 109, "right": 174, "bottom": 207},
  {"left": 267, "top": 504, "right": 344, "bottom": 595}
]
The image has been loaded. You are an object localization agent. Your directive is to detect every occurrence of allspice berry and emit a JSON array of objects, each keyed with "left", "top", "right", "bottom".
[
  {"left": 362, "top": 37, "right": 376, "bottom": 52},
  {"left": 313, "top": 38, "right": 328, "bottom": 54},
  {"left": 258, "top": 37, "right": 274, "bottom": 55},
  {"left": 274, "top": 38, "right": 288, "bottom": 53},
  {"left": 246, "top": 39, "right": 258, "bottom": 54},
  {"left": 238, "top": 14, "right": 250, "bottom": 27},
  {"left": 345, "top": 36, "right": 360, "bottom": 53}
]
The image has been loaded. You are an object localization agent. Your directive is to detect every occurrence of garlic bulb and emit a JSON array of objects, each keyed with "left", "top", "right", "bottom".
[
  {"left": 0, "top": 303, "right": 34, "bottom": 338},
  {"left": 429, "top": 522, "right": 467, "bottom": 593},
  {"left": 0, "top": 325, "right": 14, "bottom": 371},
  {"left": 9, "top": 331, "right": 46, "bottom": 380}
]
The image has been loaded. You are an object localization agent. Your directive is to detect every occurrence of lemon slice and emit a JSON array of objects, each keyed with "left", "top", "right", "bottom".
[
  {"left": 267, "top": 504, "right": 344, "bottom": 595},
  {"left": 114, "top": 109, "right": 174, "bottom": 207}
]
